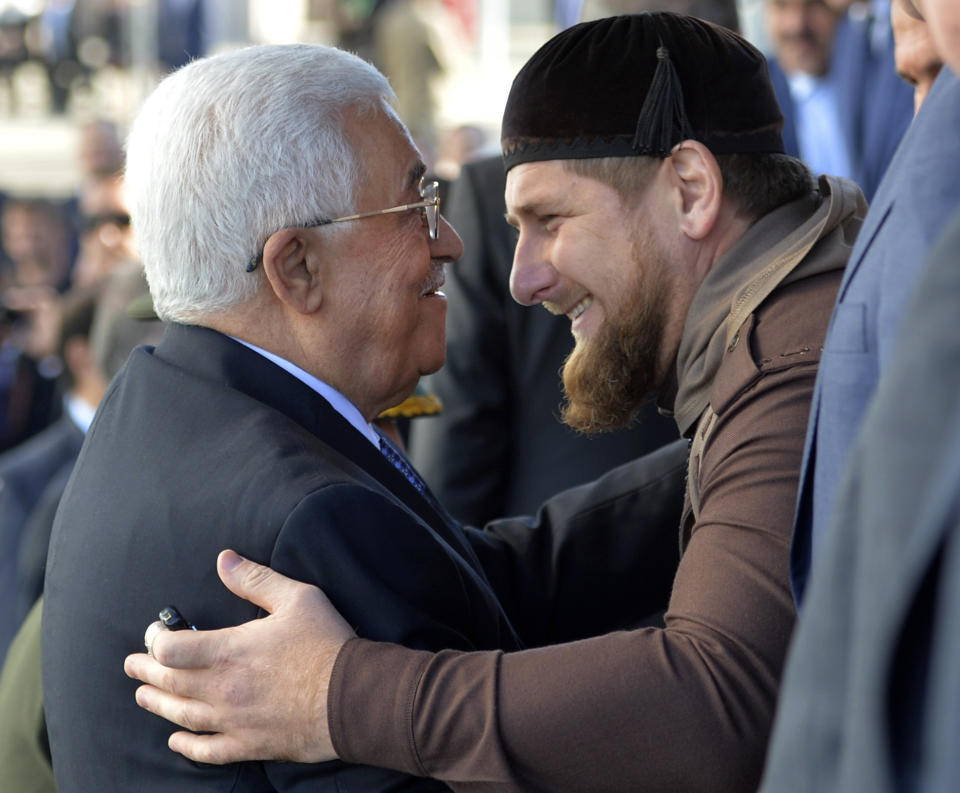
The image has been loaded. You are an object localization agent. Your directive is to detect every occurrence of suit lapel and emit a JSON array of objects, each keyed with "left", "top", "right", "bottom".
[
  {"left": 152, "top": 324, "right": 488, "bottom": 576},
  {"left": 793, "top": 197, "right": 893, "bottom": 600},
  {"left": 793, "top": 71, "right": 959, "bottom": 600},
  {"left": 835, "top": 69, "right": 957, "bottom": 302}
]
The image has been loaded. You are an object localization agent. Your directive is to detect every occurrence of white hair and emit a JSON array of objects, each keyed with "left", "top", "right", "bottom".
[{"left": 124, "top": 44, "right": 395, "bottom": 323}]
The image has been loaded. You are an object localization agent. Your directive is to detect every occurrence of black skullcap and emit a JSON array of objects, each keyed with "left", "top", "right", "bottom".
[{"left": 501, "top": 13, "right": 784, "bottom": 171}]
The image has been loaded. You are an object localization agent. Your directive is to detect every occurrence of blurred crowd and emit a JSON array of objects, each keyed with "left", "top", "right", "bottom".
[
  {"left": 0, "top": 0, "right": 204, "bottom": 114},
  {"left": 0, "top": 117, "right": 133, "bottom": 452}
]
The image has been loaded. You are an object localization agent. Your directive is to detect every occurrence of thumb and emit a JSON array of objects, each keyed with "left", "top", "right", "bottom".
[{"left": 216, "top": 550, "right": 301, "bottom": 615}]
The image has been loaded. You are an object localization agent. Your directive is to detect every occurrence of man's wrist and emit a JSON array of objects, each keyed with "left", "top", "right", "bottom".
[{"left": 328, "top": 638, "right": 434, "bottom": 775}]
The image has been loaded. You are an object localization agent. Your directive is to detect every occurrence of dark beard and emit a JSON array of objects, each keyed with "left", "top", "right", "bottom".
[{"left": 560, "top": 268, "right": 667, "bottom": 435}]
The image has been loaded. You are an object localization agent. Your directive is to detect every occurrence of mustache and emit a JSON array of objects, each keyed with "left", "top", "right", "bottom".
[{"left": 420, "top": 263, "right": 446, "bottom": 295}]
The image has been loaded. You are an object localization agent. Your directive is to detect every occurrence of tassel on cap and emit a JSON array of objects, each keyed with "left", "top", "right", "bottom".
[{"left": 632, "top": 44, "right": 693, "bottom": 156}]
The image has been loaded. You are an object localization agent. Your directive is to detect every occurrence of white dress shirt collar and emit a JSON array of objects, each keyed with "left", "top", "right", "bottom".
[
  {"left": 65, "top": 393, "right": 97, "bottom": 434},
  {"left": 230, "top": 337, "right": 382, "bottom": 449}
]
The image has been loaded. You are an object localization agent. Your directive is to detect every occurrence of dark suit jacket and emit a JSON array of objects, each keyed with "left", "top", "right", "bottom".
[
  {"left": 791, "top": 68, "right": 960, "bottom": 603},
  {"left": 43, "top": 323, "right": 684, "bottom": 792},
  {"left": 408, "top": 156, "right": 679, "bottom": 525},
  {"left": 760, "top": 208, "right": 960, "bottom": 793},
  {"left": 767, "top": 12, "right": 913, "bottom": 202},
  {"left": 0, "top": 413, "right": 84, "bottom": 661}
]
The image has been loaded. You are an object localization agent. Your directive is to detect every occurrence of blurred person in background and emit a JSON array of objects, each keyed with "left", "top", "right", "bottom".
[
  {"left": 0, "top": 285, "right": 99, "bottom": 663},
  {"left": 37, "top": 0, "right": 87, "bottom": 114},
  {"left": 367, "top": 0, "right": 473, "bottom": 168},
  {"left": 76, "top": 118, "right": 124, "bottom": 178},
  {"left": 0, "top": 198, "right": 71, "bottom": 293},
  {"left": 370, "top": 0, "right": 447, "bottom": 164},
  {"left": 430, "top": 122, "right": 486, "bottom": 184},
  {"left": 156, "top": 0, "right": 205, "bottom": 74},
  {"left": 72, "top": 173, "right": 135, "bottom": 287},
  {"left": 0, "top": 198, "right": 73, "bottom": 452},
  {"left": 0, "top": 3, "right": 30, "bottom": 113},
  {"left": 765, "top": 0, "right": 913, "bottom": 200}
]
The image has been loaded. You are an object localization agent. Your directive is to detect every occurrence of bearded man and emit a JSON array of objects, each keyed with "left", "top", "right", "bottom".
[{"left": 124, "top": 14, "right": 865, "bottom": 793}]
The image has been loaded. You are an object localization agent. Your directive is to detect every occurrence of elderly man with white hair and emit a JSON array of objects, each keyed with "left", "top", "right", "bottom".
[{"left": 41, "top": 43, "right": 688, "bottom": 793}]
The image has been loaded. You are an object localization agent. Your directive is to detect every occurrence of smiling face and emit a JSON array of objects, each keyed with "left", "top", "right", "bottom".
[
  {"left": 559, "top": 228, "right": 672, "bottom": 433},
  {"left": 313, "top": 107, "right": 463, "bottom": 418},
  {"left": 505, "top": 159, "right": 683, "bottom": 433}
]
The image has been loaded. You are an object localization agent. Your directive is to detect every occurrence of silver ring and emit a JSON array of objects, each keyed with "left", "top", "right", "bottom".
[{"left": 144, "top": 620, "right": 166, "bottom": 659}]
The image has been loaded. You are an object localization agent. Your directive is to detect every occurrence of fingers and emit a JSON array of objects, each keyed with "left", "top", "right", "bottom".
[
  {"left": 123, "top": 552, "right": 354, "bottom": 766},
  {"left": 167, "top": 730, "right": 252, "bottom": 765},
  {"left": 134, "top": 683, "right": 219, "bottom": 734},
  {"left": 217, "top": 550, "right": 354, "bottom": 642},
  {"left": 130, "top": 618, "right": 224, "bottom": 670},
  {"left": 216, "top": 549, "right": 306, "bottom": 615},
  {"left": 125, "top": 651, "right": 175, "bottom": 690},
  {"left": 124, "top": 652, "right": 212, "bottom": 697}
]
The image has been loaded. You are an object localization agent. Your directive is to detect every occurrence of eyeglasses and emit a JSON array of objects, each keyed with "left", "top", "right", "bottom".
[{"left": 246, "top": 178, "right": 440, "bottom": 272}]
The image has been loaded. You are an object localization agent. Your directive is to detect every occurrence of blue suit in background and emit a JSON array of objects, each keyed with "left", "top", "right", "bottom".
[
  {"left": 760, "top": 206, "right": 960, "bottom": 793},
  {"left": 791, "top": 67, "right": 960, "bottom": 603},
  {"left": 768, "top": 10, "right": 913, "bottom": 201}
]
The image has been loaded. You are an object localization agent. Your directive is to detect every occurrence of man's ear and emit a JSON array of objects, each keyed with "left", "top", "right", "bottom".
[
  {"left": 668, "top": 140, "right": 723, "bottom": 241},
  {"left": 260, "top": 227, "right": 324, "bottom": 315}
]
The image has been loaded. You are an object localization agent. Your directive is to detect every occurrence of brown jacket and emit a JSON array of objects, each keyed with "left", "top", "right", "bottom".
[{"left": 328, "top": 179, "right": 864, "bottom": 793}]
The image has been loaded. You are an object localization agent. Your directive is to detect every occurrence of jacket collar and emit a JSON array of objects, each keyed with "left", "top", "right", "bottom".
[
  {"left": 664, "top": 175, "right": 867, "bottom": 436},
  {"left": 151, "top": 324, "right": 476, "bottom": 556}
]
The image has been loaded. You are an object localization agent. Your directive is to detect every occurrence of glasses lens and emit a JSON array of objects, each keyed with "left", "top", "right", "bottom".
[{"left": 421, "top": 181, "right": 439, "bottom": 239}]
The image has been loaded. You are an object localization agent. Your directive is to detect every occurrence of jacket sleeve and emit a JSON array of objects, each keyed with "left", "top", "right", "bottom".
[
  {"left": 464, "top": 438, "right": 687, "bottom": 646},
  {"left": 329, "top": 357, "right": 810, "bottom": 793}
]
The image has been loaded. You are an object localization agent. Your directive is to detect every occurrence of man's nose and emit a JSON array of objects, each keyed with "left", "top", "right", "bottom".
[
  {"left": 509, "top": 238, "right": 558, "bottom": 306},
  {"left": 431, "top": 214, "right": 464, "bottom": 262}
]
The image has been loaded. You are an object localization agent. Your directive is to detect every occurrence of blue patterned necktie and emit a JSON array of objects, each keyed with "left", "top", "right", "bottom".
[{"left": 379, "top": 437, "right": 427, "bottom": 495}]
